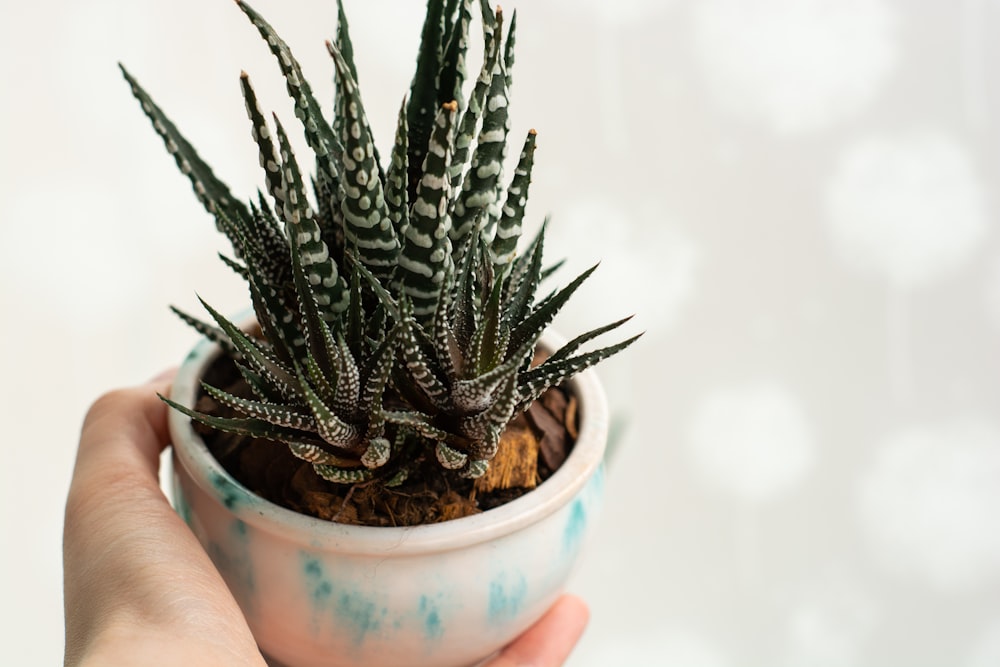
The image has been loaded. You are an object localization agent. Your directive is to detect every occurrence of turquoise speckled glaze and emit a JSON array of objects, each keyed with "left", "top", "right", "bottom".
[{"left": 168, "top": 320, "right": 609, "bottom": 667}]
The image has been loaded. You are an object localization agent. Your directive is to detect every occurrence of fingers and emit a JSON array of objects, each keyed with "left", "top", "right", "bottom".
[
  {"left": 65, "top": 370, "right": 182, "bottom": 620},
  {"left": 64, "top": 371, "right": 183, "bottom": 662},
  {"left": 74, "top": 370, "right": 176, "bottom": 486},
  {"left": 487, "top": 595, "right": 590, "bottom": 667},
  {"left": 65, "top": 371, "right": 182, "bottom": 586},
  {"left": 64, "top": 371, "right": 265, "bottom": 665}
]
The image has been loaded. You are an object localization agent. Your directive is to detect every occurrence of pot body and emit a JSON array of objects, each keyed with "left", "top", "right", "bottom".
[{"left": 168, "top": 327, "right": 609, "bottom": 667}]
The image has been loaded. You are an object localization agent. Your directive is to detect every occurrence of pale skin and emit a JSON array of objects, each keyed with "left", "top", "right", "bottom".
[{"left": 64, "top": 372, "right": 589, "bottom": 666}]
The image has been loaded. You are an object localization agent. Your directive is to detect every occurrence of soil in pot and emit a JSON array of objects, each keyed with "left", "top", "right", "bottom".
[{"left": 191, "top": 349, "right": 579, "bottom": 527}]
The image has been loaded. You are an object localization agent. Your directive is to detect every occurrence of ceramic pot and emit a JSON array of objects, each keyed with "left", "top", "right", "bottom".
[{"left": 168, "top": 325, "right": 609, "bottom": 667}]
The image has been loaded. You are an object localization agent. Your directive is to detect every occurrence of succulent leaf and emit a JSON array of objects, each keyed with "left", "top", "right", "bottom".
[
  {"left": 240, "top": 73, "right": 286, "bottom": 212},
  {"left": 243, "top": 257, "right": 301, "bottom": 363},
  {"left": 334, "top": 0, "right": 359, "bottom": 118},
  {"left": 546, "top": 316, "right": 634, "bottom": 364},
  {"left": 451, "top": 12, "right": 509, "bottom": 248},
  {"left": 539, "top": 258, "right": 566, "bottom": 283},
  {"left": 218, "top": 253, "right": 249, "bottom": 281},
  {"left": 359, "top": 325, "right": 400, "bottom": 415},
  {"left": 314, "top": 465, "right": 373, "bottom": 484},
  {"left": 331, "top": 5, "right": 388, "bottom": 190},
  {"left": 160, "top": 394, "right": 327, "bottom": 448},
  {"left": 247, "top": 194, "right": 293, "bottom": 282},
  {"left": 458, "top": 372, "right": 518, "bottom": 456},
  {"left": 435, "top": 441, "right": 468, "bottom": 470},
  {"left": 366, "top": 303, "right": 389, "bottom": 347},
  {"left": 517, "top": 333, "right": 643, "bottom": 410},
  {"left": 442, "top": 0, "right": 461, "bottom": 50},
  {"left": 400, "top": 314, "right": 451, "bottom": 411},
  {"left": 274, "top": 116, "right": 350, "bottom": 328},
  {"left": 385, "top": 99, "right": 410, "bottom": 246},
  {"left": 451, "top": 335, "right": 531, "bottom": 415},
  {"left": 406, "top": 0, "right": 449, "bottom": 197},
  {"left": 361, "top": 437, "right": 391, "bottom": 469},
  {"left": 199, "top": 297, "right": 301, "bottom": 401},
  {"left": 503, "top": 9, "right": 516, "bottom": 89},
  {"left": 490, "top": 129, "right": 535, "bottom": 266},
  {"left": 397, "top": 101, "right": 458, "bottom": 324},
  {"left": 384, "top": 410, "right": 452, "bottom": 442},
  {"left": 384, "top": 469, "right": 409, "bottom": 487},
  {"left": 503, "top": 221, "right": 545, "bottom": 327},
  {"left": 236, "top": 1, "right": 342, "bottom": 182},
  {"left": 447, "top": 9, "right": 502, "bottom": 221},
  {"left": 296, "top": 365, "right": 363, "bottom": 452},
  {"left": 332, "top": 333, "right": 362, "bottom": 418},
  {"left": 505, "top": 219, "right": 545, "bottom": 293},
  {"left": 451, "top": 229, "right": 484, "bottom": 349},
  {"left": 235, "top": 362, "right": 286, "bottom": 403},
  {"left": 287, "top": 442, "right": 360, "bottom": 466},
  {"left": 431, "top": 279, "right": 463, "bottom": 381},
  {"left": 467, "top": 274, "right": 506, "bottom": 375},
  {"left": 327, "top": 41, "right": 401, "bottom": 275},
  {"left": 201, "top": 382, "right": 315, "bottom": 431},
  {"left": 438, "top": 0, "right": 473, "bottom": 111},
  {"left": 477, "top": 0, "right": 498, "bottom": 48},
  {"left": 345, "top": 263, "right": 365, "bottom": 358},
  {"left": 302, "top": 353, "right": 339, "bottom": 407},
  {"left": 169, "top": 306, "right": 240, "bottom": 359},
  {"left": 347, "top": 254, "right": 401, "bottom": 321},
  {"left": 119, "top": 65, "right": 250, "bottom": 237},
  {"left": 507, "top": 263, "right": 599, "bottom": 355},
  {"left": 459, "top": 458, "right": 489, "bottom": 479},
  {"left": 312, "top": 168, "right": 347, "bottom": 267}
]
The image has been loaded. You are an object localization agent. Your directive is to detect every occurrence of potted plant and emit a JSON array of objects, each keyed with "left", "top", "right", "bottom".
[{"left": 121, "top": 1, "right": 638, "bottom": 666}]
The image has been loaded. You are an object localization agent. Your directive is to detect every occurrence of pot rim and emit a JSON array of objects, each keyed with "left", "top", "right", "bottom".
[{"left": 169, "top": 319, "right": 609, "bottom": 555}]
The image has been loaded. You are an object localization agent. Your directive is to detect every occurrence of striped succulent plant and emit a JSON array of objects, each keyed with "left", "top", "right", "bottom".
[{"left": 124, "top": 0, "right": 639, "bottom": 485}]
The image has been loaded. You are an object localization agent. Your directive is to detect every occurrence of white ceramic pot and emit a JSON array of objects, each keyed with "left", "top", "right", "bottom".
[{"left": 168, "top": 326, "right": 609, "bottom": 667}]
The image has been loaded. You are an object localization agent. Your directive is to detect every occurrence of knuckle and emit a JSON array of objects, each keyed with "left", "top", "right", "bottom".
[
  {"left": 83, "top": 386, "right": 147, "bottom": 430},
  {"left": 88, "top": 387, "right": 135, "bottom": 415}
]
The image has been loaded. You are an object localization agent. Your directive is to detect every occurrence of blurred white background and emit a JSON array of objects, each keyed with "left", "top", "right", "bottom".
[{"left": 2, "top": 0, "right": 999, "bottom": 665}]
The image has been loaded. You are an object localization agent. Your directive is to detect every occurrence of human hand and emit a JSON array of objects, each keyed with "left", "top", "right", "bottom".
[
  {"left": 64, "top": 374, "right": 589, "bottom": 666},
  {"left": 64, "top": 371, "right": 266, "bottom": 666}
]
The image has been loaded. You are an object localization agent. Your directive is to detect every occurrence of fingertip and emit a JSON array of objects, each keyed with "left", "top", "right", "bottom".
[
  {"left": 488, "top": 594, "right": 590, "bottom": 667},
  {"left": 77, "top": 373, "right": 177, "bottom": 480},
  {"left": 551, "top": 593, "right": 590, "bottom": 628}
]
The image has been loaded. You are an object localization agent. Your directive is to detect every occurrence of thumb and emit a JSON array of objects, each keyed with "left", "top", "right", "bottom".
[{"left": 486, "top": 595, "right": 590, "bottom": 667}]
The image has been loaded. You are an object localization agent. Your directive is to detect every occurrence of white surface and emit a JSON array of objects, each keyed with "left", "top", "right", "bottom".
[{"left": 2, "top": 1, "right": 999, "bottom": 665}]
